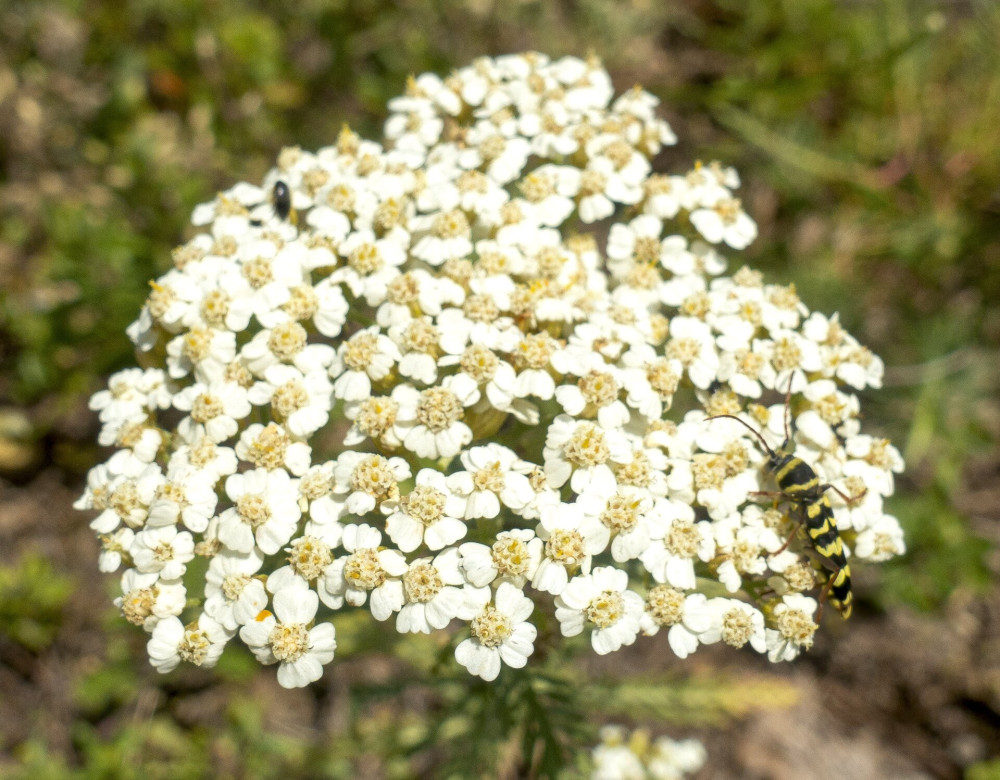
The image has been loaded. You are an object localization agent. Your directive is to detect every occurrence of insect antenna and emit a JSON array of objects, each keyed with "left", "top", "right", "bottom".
[
  {"left": 706, "top": 414, "right": 776, "bottom": 458},
  {"left": 782, "top": 373, "right": 794, "bottom": 443}
]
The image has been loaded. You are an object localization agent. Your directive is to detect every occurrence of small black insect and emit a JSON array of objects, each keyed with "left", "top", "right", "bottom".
[
  {"left": 248, "top": 180, "right": 297, "bottom": 228},
  {"left": 272, "top": 180, "right": 292, "bottom": 221}
]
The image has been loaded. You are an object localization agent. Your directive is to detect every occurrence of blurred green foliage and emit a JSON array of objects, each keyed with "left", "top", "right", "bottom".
[
  {"left": 0, "top": 552, "right": 72, "bottom": 651},
  {"left": 968, "top": 758, "right": 1000, "bottom": 780},
  {"left": 1, "top": 0, "right": 998, "bottom": 776},
  {"left": 587, "top": 670, "right": 800, "bottom": 728}
]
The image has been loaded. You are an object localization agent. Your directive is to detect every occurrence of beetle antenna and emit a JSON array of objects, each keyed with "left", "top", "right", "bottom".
[
  {"left": 706, "top": 414, "right": 776, "bottom": 457},
  {"left": 783, "top": 373, "right": 794, "bottom": 443}
]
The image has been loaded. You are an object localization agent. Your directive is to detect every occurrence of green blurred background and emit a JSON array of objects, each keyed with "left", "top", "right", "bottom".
[{"left": 1, "top": 1, "right": 998, "bottom": 777}]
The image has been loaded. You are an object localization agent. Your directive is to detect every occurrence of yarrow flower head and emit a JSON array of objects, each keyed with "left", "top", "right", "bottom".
[
  {"left": 79, "top": 52, "right": 904, "bottom": 689},
  {"left": 589, "top": 725, "right": 706, "bottom": 780}
]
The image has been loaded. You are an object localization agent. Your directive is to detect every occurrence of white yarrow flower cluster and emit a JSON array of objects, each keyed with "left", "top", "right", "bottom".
[
  {"left": 78, "top": 52, "right": 905, "bottom": 689},
  {"left": 590, "top": 725, "right": 706, "bottom": 780}
]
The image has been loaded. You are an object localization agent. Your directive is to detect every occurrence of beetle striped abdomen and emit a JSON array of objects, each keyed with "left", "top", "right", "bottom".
[{"left": 804, "top": 495, "right": 852, "bottom": 618}]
